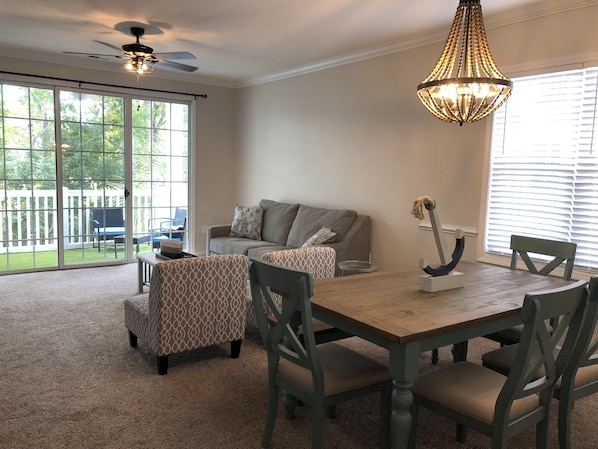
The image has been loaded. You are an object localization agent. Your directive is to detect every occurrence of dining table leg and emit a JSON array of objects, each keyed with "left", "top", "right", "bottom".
[{"left": 389, "top": 341, "right": 421, "bottom": 449}]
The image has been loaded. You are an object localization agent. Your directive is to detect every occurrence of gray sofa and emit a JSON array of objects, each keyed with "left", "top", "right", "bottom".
[{"left": 206, "top": 199, "right": 371, "bottom": 274}]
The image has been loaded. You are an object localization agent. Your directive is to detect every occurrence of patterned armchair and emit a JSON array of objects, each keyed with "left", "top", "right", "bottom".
[
  {"left": 124, "top": 254, "right": 248, "bottom": 375},
  {"left": 246, "top": 246, "right": 337, "bottom": 332}
]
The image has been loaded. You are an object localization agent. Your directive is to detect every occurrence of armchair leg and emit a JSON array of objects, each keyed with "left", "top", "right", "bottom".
[
  {"left": 128, "top": 330, "right": 138, "bottom": 347},
  {"left": 157, "top": 355, "right": 169, "bottom": 375},
  {"left": 231, "top": 339, "right": 242, "bottom": 358},
  {"left": 326, "top": 405, "right": 336, "bottom": 419}
]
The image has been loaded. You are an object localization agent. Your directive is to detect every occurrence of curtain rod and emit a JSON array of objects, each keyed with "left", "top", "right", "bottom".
[{"left": 0, "top": 70, "right": 208, "bottom": 99}]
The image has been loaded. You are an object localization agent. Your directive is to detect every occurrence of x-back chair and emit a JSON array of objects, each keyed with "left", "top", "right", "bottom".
[{"left": 249, "top": 258, "right": 391, "bottom": 449}]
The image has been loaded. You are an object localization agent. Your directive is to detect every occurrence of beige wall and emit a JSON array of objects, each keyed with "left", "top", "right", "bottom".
[
  {"left": 193, "top": 86, "right": 238, "bottom": 249},
  {"left": 235, "top": 4, "right": 598, "bottom": 271}
]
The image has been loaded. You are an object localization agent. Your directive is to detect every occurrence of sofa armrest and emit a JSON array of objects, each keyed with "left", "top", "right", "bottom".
[
  {"left": 324, "top": 215, "right": 371, "bottom": 275},
  {"left": 206, "top": 224, "right": 232, "bottom": 255}
]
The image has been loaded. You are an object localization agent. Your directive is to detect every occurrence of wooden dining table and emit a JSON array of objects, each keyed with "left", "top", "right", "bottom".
[{"left": 310, "top": 261, "right": 573, "bottom": 449}]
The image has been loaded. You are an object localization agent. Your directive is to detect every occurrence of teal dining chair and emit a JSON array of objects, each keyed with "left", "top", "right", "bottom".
[
  {"left": 408, "top": 279, "right": 589, "bottom": 449},
  {"left": 482, "top": 276, "right": 598, "bottom": 449},
  {"left": 258, "top": 247, "right": 351, "bottom": 344},
  {"left": 484, "top": 234, "right": 577, "bottom": 347},
  {"left": 433, "top": 234, "right": 577, "bottom": 365},
  {"left": 249, "top": 258, "right": 391, "bottom": 449}
]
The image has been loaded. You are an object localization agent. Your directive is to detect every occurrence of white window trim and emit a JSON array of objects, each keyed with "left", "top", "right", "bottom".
[{"left": 477, "top": 54, "right": 598, "bottom": 281}]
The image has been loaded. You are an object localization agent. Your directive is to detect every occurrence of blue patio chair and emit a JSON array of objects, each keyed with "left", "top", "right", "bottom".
[
  {"left": 92, "top": 207, "right": 125, "bottom": 252},
  {"left": 150, "top": 207, "right": 187, "bottom": 249}
]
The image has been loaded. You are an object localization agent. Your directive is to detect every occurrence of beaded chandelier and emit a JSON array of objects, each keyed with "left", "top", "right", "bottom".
[{"left": 417, "top": 0, "right": 513, "bottom": 125}]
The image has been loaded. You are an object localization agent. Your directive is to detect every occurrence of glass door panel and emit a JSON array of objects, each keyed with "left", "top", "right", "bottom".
[
  {"left": 132, "top": 99, "right": 189, "bottom": 254},
  {"left": 60, "top": 90, "right": 126, "bottom": 265},
  {"left": 0, "top": 84, "right": 57, "bottom": 272}
]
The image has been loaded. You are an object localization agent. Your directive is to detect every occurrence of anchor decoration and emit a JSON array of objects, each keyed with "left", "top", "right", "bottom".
[{"left": 411, "top": 196, "right": 465, "bottom": 277}]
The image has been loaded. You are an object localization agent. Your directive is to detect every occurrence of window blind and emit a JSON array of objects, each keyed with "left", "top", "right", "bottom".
[{"left": 486, "top": 67, "right": 598, "bottom": 269}]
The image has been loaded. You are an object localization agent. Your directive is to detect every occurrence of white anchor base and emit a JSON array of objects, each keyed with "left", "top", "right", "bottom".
[{"left": 420, "top": 271, "right": 465, "bottom": 292}]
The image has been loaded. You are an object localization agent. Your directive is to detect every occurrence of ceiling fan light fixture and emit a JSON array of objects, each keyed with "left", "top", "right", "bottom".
[
  {"left": 123, "top": 55, "right": 154, "bottom": 75},
  {"left": 64, "top": 25, "right": 198, "bottom": 74},
  {"left": 416, "top": 0, "right": 512, "bottom": 125}
]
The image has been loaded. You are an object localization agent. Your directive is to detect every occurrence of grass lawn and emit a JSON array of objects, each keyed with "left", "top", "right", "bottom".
[{"left": 0, "top": 241, "right": 153, "bottom": 272}]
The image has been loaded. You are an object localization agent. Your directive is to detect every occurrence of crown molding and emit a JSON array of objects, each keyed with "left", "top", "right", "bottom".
[
  {"left": 237, "top": 0, "right": 598, "bottom": 88},
  {"left": 502, "top": 51, "right": 598, "bottom": 77},
  {"left": 237, "top": 31, "right": 446, "bottom": 88}
]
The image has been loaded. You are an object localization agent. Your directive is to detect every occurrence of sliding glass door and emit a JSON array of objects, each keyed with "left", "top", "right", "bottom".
[{"left": 0, "top": 81, "right": 190, "bottom": 273}]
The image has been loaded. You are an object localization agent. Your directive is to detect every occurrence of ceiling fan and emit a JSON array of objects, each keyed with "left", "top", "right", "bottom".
[{"left": 64, "top": 26, "right": 198, "bottom": 74}]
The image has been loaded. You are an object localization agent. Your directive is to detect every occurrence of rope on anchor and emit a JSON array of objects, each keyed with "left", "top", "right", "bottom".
[{"left": 411, "top": 196, "right": 436, "bottom": 220}]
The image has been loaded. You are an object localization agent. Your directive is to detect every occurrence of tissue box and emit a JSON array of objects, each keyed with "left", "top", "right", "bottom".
[{"left": 160, "top": 239, "right": 184, "bottom": 258}]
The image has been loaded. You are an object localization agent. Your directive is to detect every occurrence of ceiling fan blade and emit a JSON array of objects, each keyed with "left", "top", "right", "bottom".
[
  {"left": 157, "top": 60, "right": 198, "bottom": 72},
  {"left": 153, "top": 51, "right": 196, "bottom": 60},
  {"left": 94, "top": 40, "right": 124, "bottom": 52},
  {"left": 63, "top": 52, "right": 124, "bottom": 59}
]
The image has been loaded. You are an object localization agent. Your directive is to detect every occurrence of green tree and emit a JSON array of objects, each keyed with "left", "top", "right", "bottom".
[
  {"left": 61, "top": 92, "right": 126, "bottom": 191},
  {"left": 1, "top": 85, "right": 56, "bottom": 190}
]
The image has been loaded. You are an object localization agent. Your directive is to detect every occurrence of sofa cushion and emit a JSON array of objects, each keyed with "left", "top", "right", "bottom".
[
  {"left": 301, "top": 226, "right": 337, "bottom": 247},
  {"left": 247, "top": 245, "right": 292, "bottom": 260},
  {"left": 211, "top": 237, "right": 281, "bottom": 255},
  {"left": 229, "top": 204, "right": 263, "bottom": 240},
  {"left": 258, "top": 199, "right": 300, "bottom": 245},
  {"left": 286, "top": 205, "right": 357, "bottom": 247}
]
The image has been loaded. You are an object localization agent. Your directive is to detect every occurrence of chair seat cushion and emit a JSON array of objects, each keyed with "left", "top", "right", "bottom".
[
  {"left": 412, "top": 361, "right": 539, "bottom": 425},
  {"left": 483, "top": 342, "right": 598, "bottom": 390},
  {"left": 571, "top": 364, "right": 598, "bottom": 389},
  {"left": 490, "top": 324, "right": 523, "bottom": 343},
  {"left": 278, "top": 342, "right": 389, "bottom": 396},
  {"left": 95, "top": 226, "right": 126, "bottom": 235},
  {"left": 482, "top": 343, "right": 522, "bottom": 375},
  {"left": 210, "top": 237, "right": 281, "bottom": 255}
]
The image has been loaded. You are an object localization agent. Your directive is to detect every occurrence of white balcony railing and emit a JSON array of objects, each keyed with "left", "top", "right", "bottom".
[{"left": 1, "top": 189, "right": 152, "bottom": 253}]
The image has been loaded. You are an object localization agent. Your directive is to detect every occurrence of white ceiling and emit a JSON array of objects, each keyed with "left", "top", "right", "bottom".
[{"left": 0, "top": 0, "right": 587, "bottom": 87}]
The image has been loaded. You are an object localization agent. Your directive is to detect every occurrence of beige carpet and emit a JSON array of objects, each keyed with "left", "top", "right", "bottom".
[{"left": 1, "top": 263, "right": 596, "bottom": 449}]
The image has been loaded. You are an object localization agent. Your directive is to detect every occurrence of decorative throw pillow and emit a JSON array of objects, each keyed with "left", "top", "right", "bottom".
[
  {"left": 229, "top": 204, "right": 263, "bottom": 240},
  {"left": 302, "top": 226, "right": 337, "bottom": 247}
]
